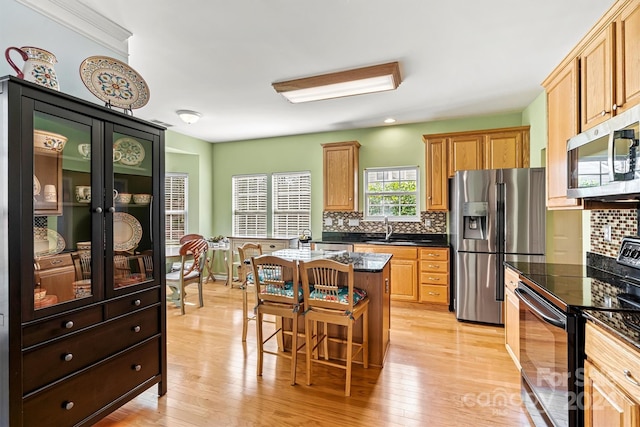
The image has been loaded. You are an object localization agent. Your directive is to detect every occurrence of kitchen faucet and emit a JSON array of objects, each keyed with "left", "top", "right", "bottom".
[{"left": 384, "top": 216, "right": 393, "bottom": 241}]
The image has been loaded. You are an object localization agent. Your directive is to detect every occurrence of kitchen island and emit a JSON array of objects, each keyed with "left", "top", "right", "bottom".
[{"left": 272, "top": 249, "right": 392, "bottom": 367}]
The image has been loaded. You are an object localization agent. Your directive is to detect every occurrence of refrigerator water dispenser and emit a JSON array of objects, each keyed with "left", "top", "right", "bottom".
[{"left": 462, "top": 201, "right": 488, "bottom": 240}]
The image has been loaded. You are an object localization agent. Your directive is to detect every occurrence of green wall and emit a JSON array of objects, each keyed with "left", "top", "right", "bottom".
[
  {"left": 165, "top": 130, "right": 214, "bottom": 237},
  {"left": 522, "top": 91, "right": 547, "bottom": 168},
  {"left": 211, "top": 111, "right": 524, "bottom": 239}
]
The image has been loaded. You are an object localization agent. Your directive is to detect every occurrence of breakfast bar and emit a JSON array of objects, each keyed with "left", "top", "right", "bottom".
[{"left": 271, "top": 249, "right": 392, "bottom": 367}]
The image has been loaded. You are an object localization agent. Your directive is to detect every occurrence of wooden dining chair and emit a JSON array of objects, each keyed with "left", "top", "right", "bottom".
[
  {"left": 166, "top": 238, "right": 209, "bottom": 315},
  {"left": 237, "top": 243, "right": 262, "bottom": 341},
  {"left": 299, "top": 258, "right": 369, "bottom": 396},
  {"left": 251, "top": 255, "right": 305, "bottom": 385}
]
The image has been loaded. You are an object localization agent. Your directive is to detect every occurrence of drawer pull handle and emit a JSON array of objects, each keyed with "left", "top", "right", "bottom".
[
  {"left": 63, "top": 353, "right": 73, "bottom": 362},
  {"left": 428, "top": 277, "right": 440, "bottom": 281},
  {"left": 427, "top": 254, "right": 439, "bottom": 258},
  {"left": 50, "top": 259, "right": 62, "bottom": 265},
  {"left": 133, "top": 299, "right": 141, "bottom": 306},
  {"left": 132, "top": 325, "right": 141, "bottom": 333},
  {"left": 624, "top": 369, "right": 640, "bottom": 386},
  {"left": 428, "top": 265, "right": 439, "bottom": 269},
  {"left": 428, "top": 291, "right": 440, "bottom": 296},
  {"left": 385, "top": 278, "right": 389, "bottom": 294},
  {"left": 63, "top": 401, "right": 74, "bottom": 410},
  {"left": 133, "top": 364, "right": 142, "bottom": 372},
  {"left": 64, "top": 321, "right": 74, "bottom": 329}
]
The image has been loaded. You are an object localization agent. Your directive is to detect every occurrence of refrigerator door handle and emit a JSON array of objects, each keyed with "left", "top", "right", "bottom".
[{"left": 495, "top": 183, "right": 505, "bottom": 302}]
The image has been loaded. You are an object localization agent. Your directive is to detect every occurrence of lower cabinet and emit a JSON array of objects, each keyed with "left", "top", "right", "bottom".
[
  {"left": 584, "top": 322, "right": 640, "bottom": 426},
  {"left": 353, "top": 245, "right": 418, "bottom": 301},
  {"left": 419, "top": 248, "right": 449, "bottom": 305},
  {"left": 504, "top": 266, "right": 520, "bottom": 370}
]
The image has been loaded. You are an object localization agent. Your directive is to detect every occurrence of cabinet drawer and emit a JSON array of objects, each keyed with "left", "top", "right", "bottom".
[
  {"left": 505, "top": 267, "right": 520, "bottom": 293},
  {"left": 23, "top": 306, "right": 159, "bottom": 393},
  {"left": 420, "top": 284, "right": 448, "bottom": 304},
  {"left": 105, "top": 288, "right": 161, "bottom": 319},
  {"left": 23, "top": 306, "right": 103, "bottom": 348},
  {"left": 34, "top": 253, "right": 73, "bottom": 269},
  {"left": 419, "top": 248, "right": 449, "bottom": 261},
  {"left": 23, "top": 337, "right": 160, "bottom": 427},
  {"left": 420, "top": 271, "right": 449, "bottom": 285},
  {"left": 420, "top": 260, "right": 448, "bottom": 273},
  {"left": 585, "top": 322, "right": 640, "bottom": 400}
]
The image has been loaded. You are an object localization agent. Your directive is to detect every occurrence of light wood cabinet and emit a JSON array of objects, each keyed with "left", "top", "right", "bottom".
[
  {"left": 322, "top": 141, "right": 360, "bottom": 211},
  {"left": 584, "top": 322, "right": 640, "bottom": 426},
  {"left": 353, "top": 244, "right": 419, "bottom": 301},
  {"left": 580, "top": 26, "right": 614, "bottom": 130},
  {"left": 448, "top": 134, "right": 484, "bottom": 176},
  {"left": 543, "top": 59, "right": 582, "bottom": 209},
  {"left": 419, "top": 247, "right": 449, "bottom": 305},
  {"left": 615, "top": 0, "right": 640, "bottom": 115},
  {"left": 424, "top": 137, "right": 448, "bottom": 211},
  {"left": 504, "top": 266, "right": 520, "bottom": 370},
  {"left": 423, "top": 126, "right": 529, "bottom": 212}
]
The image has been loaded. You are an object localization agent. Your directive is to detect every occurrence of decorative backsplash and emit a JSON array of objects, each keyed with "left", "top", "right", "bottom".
[
  {"left": 322, "top": 211, "right": 447, "bottom": 234},
  {"left": 590, "top": 209, "right": 638, "bottom": 258}
]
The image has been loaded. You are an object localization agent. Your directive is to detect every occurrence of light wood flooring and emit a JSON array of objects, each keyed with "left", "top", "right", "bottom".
[{"left": 94, "top": 280, "right": 532, "bottom": 426}]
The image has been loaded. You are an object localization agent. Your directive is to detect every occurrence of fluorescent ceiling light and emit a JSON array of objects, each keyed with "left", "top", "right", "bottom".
[
  {"left": 176, "top": 110, "right": 202, "bottom": 124},
  {"left": 272, "top": 61, "right": 401, "bottom": 103}
]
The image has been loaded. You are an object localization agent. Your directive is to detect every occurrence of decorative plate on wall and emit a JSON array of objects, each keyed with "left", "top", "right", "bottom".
[
  {"left": 79, "top": 56, "right": 150, "bottom": 109},
  {"left": 113, "top": 212, "right": 142, "bottom": 252}
]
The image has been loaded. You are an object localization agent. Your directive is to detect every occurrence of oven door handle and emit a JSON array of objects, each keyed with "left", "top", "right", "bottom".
[{"left": 514, "top": 287, "right": 566, "bottom": 329}]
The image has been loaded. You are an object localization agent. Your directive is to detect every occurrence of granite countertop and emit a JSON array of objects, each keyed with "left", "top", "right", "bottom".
[
  {"left": 271, "top": 249, "right": 392, "bottom": 272},
  {"left": 316, "top": 232, "right": 449, "bottom": 247}
]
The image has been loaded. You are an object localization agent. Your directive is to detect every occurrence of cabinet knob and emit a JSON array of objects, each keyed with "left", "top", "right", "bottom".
[
  {"left": 132, "top": 325, "right": 141, "bottom": 333},
  {"left": 133, "top": 299, "right": 141, "bottom": 306},
  {"left": 64, "top": 320, "right": 74, "bottom": 329},
  {"left": 612, "top": 103, "right": 619, "bottom": 111},
  {"left": 94, "top": 207, "right": 103, "bottom": 213},
  {"left": 108, "top": 206, "right": 116, "bottom": 213},
  {"left": 62, "top": 401, "right": 74, "bottom": 410},
  {"left": 624, "top": 369, "right": 640, "bottom": 386},
  {"left": 428, "top": 196, "right": 432, "bottom": 200},
  {"left": 601, "top": 110, "right": 609, "bottom": 116},
  {"left": 132, "top": 364, "right": 142, "bottom": 372},
  {"left": 63, "top": 353, "right": 73, "bottom": 362}
]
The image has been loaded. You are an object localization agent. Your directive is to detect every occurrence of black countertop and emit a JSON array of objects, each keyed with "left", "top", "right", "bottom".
[
  {"left": 271, "top": 249, "right": 392, "bottom": 273},
  {"left": 317, "top": 232, "right": 449, "bottom": 247}
]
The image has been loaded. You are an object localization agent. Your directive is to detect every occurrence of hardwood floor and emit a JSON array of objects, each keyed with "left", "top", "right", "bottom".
[{"left": 94, "top": 281, "right": 532, "bottom": 426}]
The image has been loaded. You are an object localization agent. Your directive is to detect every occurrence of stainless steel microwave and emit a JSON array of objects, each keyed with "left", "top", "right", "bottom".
[{"left": 567, "top": 104, "right": 640, "bottom": 201}]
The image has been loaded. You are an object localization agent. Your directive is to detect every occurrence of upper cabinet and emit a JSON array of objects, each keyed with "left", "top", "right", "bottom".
[
  {"left": 322, "top": 141, "right": 360, "bottom": 211},
  {"left": 544, "top": 59, "right": 582, "bottom": 209},
  {"left": 615, "top": 0, "right": 640, "bottom": 115},
  {"left": 423, "top": 126, "right": 530, "bottom": 211},
  {"left": 580, "top": 25, "right": 614, "bottom": 130}
]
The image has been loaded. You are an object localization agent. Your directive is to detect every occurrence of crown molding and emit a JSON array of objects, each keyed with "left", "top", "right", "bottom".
[{"left": 16, "top": 0, "right": 131, "bottom": 57}]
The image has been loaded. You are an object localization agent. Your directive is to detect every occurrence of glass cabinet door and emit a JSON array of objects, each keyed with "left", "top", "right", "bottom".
[
  {"left": 32, "top": 108, "right": 99, "bottom": 312},
  {"left": 109, "top": 129, "right": 156, "bottom": 291}
]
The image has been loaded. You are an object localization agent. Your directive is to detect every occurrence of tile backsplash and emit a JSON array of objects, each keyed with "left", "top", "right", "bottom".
[
  {"left": 590, "top": 209, "right": 638, "bottom": 257},
  {"left": 322, "top": 211, "right": 447, "bottom": 234}
]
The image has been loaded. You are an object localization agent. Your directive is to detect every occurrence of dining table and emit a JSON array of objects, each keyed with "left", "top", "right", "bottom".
[
  {"left": 165, "top": 241, "right": 231, "bottom": 285},
  {"left": 270, "top": 248, "right": 393, "bottom": 367}
]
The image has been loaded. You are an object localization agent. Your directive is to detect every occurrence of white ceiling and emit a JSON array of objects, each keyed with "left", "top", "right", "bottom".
[{"left": 78, "top": 0, "right": 614, "bottom": 143}]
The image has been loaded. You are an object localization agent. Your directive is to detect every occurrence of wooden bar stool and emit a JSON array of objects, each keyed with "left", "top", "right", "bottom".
[
  {"left": 237, "top": 243, "right": 262, "bottom": 341},
  {"left": 299, "top": 258, "right": 369, "bottom": 396},
  {"left": 251, "top": 255, "right": 305, "bottom": 385}
]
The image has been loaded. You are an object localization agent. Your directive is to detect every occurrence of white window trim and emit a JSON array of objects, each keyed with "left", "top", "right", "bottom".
[{"left": 363, "top": 166, "right": 420, "bottom": 222}]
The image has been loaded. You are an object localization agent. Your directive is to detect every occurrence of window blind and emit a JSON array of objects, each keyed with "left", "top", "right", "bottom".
[
  {"left": 165, "top": 174, "right": 188, "bottom": 244},
  {"left": 272, "top": 172, "right": 311, "bottom": 238},
  {"left": 233, "top": 174, "right": 267, "bottom": 237}
]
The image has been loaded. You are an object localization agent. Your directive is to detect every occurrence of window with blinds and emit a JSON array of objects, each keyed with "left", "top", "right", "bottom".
[
  {"left": 232, "top": 174, "right": 267, "bottom": 237},
  {"left": 165, "top": 173, "right": 188, "bottom": 244},
  {"left": 272, "top": 172, "right": 311, "bottom": 238},
  {"left": 364, "top": 166, "right": 419, "bottom": 221}
]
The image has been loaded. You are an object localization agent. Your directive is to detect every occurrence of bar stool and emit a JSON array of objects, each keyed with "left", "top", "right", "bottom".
[{"left": 237, "top": 242, "right": 262, "bottom": 341}]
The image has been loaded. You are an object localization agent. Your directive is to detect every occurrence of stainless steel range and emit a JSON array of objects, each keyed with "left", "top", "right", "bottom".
[{"left": 508, "top": 237, "right": 640, "bottom": 427}]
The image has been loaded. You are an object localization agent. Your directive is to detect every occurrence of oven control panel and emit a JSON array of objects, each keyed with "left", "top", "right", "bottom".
[{"left": 617, "top": 236, "right": 640, "bottom": 268}]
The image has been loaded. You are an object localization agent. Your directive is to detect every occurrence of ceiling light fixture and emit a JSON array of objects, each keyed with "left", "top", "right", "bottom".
[
  {"left": 272, "top": 61, "right": 401, "bottom": 103},
  {"left": 384, "top": 118, "right": 396, "bottom": 124},
  {"left": 176, "top": 110, "right": 202, "bottom": 124}
]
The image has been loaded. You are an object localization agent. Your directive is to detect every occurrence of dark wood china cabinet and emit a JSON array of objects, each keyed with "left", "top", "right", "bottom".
[{"left": 0, "top": 76, "right": 166, "bottom": 426}]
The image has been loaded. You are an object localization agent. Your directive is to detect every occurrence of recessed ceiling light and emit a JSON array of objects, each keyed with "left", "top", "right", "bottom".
[
  {"left": 384, "top": 118, "right": 396, "bottom": 124},
  {"left": 272, "top": 62, "right": 401, "bottom": 103}
]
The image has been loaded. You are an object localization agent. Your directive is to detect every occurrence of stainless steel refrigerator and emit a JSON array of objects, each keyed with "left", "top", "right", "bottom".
[{"left": 451, "top": 168, "right": 546, "bottom": 325}]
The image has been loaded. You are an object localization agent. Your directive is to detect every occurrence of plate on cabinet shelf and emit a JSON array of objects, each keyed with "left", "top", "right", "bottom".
[
  {"left": 79, "top": 56, "right": 150, "bottom": 109},
  {"left": 113, "top": 212, "right": 142, "bottom": 251},
  {"left": 113, "top": 137, "right": 145, "bottom": 166},
  {"left": 33, "top": 175, "right": 41, "bottom": 196},
  {"left": 33, "top": 228, "right": 66, "bottom": 257}
]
